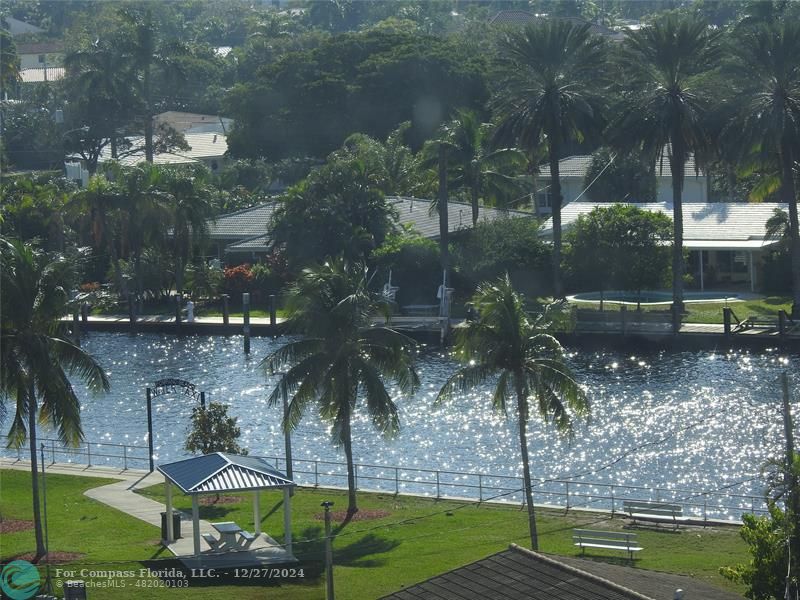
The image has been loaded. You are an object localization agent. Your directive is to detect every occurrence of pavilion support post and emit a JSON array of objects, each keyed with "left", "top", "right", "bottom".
[
  {"left": 254, "top": 490, "right": 261, "bottom": 535},
  {"left": 283, "top": 487, "right": 292, "bottom": 554},
  {"left": 749, "top": 251, "right": 755, "bottom": 292},
  {"left": 192, "top": 495, "right": 201, "bottom": 557},
  {"left": 165, "top": 477, "right": 174, "bottom": 544}
]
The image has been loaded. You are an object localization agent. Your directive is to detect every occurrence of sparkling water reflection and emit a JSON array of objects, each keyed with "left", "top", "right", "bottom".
[{"left": 46, "top": 333, "right": 800, "bottom": 512}]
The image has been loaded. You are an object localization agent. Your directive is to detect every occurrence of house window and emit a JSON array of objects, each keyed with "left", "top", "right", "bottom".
[
  {"left": 535, "top": 190, "right": 552, "bottom": 211},
  {"left": 38, "top": 54, "right": 46, "bottom": 64}
]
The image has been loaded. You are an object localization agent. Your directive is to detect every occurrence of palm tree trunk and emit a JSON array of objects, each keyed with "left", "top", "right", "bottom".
[
  {"left": 342, "top": 416, "right": 358, "bottom": 514},
  {"left": 547, "top": 139, "right": 564, "bottom": 299},
  {"left": 515, "top": 379, "right": 538, "bottom": 551},
  {"left": 780, "top": 142, "right": 800, "bottom": 318},
  {"left": 470, "top": 183, "right": 479, "bottom": 226},
  {"left": 438, "top": 144, "right": 450, "bottom": 276},
  {"left": 669, "top": 142, "right": 686, "bottom": 331},
  {"left": 27, "top": 386, "right": 46, "bottom": 560}
]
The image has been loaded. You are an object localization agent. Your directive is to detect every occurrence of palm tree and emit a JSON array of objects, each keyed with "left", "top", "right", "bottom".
[
  {"left": 492, "top": 20, "right": 608, "bottom": 298},
  {"left": 436, "top": 275, "right": 588, "bottom": 550},
  {"left": 0, "top": 238, "right": 109, "bottom": 560},
  {"left": 610, "top": 15, "right": 721, "bottom": 322},
  {"left": 161, "top": 166, "right": 216, "bottom": 296},
  {"left": 724, "top": 20, "right": 800, "bottom": 317},
  {"left": 442, "top": 109, "right": 526, "bottom": 225},
  {"left": 70, "top": 176, "right": 127, "bottom": 295},
  {"left": 261, "top": 260, "right": 419, "bottom": 514},
  {"left": 117, "top": 7, "right": 186, "bottom": 162}
]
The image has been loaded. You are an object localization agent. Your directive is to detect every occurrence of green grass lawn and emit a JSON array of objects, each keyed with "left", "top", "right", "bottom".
[
  {"left": 570, "top": 295, "right": 791, "bottom": 324},
  {"left": 1, "top": 469, "right": 749, "bottom": 599}
]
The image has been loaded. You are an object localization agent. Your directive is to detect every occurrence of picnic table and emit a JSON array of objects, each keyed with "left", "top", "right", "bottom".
[{"left": 211, "top": 521, "right": 242, "bottom": 546}]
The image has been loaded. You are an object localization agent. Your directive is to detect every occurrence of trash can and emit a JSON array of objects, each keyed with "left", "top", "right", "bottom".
[
  {"left": 160, "top": 511, "right": 181, "bottom": 540},
  {"left": 63, "top": 580, "right": 87, "bottom": 600}
]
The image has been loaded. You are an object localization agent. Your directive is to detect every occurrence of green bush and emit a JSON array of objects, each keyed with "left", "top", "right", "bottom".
[
  {"left": 372, "top": 228, "right": 441, "bottom": 305},
  {"left": 450, "top": 217, "right": 551, "bottom": 296}
]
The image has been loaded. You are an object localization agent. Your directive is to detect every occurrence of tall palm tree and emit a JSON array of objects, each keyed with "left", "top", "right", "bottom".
[
  {"left": 436, "top": 275, "right": 588, "bottom": 550},
  {"left": 442, "top": 109, "right": 526, "bottom": 225},
  {"left": 724, "top": 20, "right": 800, "bottom": 317},
  {"left": 492, "top": 20, "right": 608, "bottom": 299},
  {"left": 117, "top": 7, "right": 186, "bottom": 162},
  {"left": 0, "top": 239, "right": 109, "bottom": 560},
  {"left": 610, "top": 15, "right": 721, "bottom": 322},
  {"left": 261, "top": 260, "right": 419, "bottom": 514}
]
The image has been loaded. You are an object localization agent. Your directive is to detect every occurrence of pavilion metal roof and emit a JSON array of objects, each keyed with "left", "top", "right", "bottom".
[{"left": 158, "top": 453, "right": 295, "bottom": 494}]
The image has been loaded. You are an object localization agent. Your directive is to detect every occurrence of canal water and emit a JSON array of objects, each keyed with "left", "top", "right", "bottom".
[{"left": 10, "top": 332, "right": 798, "bottom": 518}]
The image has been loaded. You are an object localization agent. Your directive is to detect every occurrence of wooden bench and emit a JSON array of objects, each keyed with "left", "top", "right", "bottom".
[
  {"left": 239, "top": 530, "right": 257, "bottom": 543},
  {"left": 572, "top": 529, "right": 642, "bottom": 560},
  {"left": 202, "top": 533, "right": 219, "bottom": 550},
  {"left": 623, "top": 500, "right": 685, "bottom": 529}
]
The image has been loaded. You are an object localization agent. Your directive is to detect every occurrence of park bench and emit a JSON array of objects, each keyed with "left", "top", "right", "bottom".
[
  {"left": 572, "top": 529, "right": 642, "bottom": 561},
  {"left": 623, "top": 500, "right": 685, "bottom": 529}
]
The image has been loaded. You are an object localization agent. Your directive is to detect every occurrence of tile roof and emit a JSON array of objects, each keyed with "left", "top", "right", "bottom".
[
  {"left": 218, "top": 197, "right": 536, "bottom": 253},
  {"left": 19, "top": 67, "right": 65, "bottom": 83},
  {"left": 16, "top": 41, "right": 64, "bottom": 54},
  {"left": 154, "top": 111, "right": 233, "bottom": 134},
  {"left": 208, "top": 203, "right": 279, "bottom": 241},
  {"left": 5, "top": 17, "right": 45, "bottom": 36},
  {"left": 539, "top": 201, "right": 788, "bottom": 247},
  {"left": 158, "top": 453, "right": 294, "bottom": 494},
  {"left": 537, "top": 152, "right": 703, "bottom": 179},
  {"left": 380, "top": 545, "right": 654, "bottom": 600},
  {"left": 97, "top": 132, "right": 228, "bottom": 167}
]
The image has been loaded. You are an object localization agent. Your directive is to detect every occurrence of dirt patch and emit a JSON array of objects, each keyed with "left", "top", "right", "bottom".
[
  {"left": 0, "top": 519, "right": 34, "bottom": 534},
  {"left": 314, "top": 509, "right": 391, "bottom": 523},
  {"left": 199, "top": 495, "right": 245, "bottom": 506},
  {"left": 9, "top": 551, "right": 85, "bottom": 565}
]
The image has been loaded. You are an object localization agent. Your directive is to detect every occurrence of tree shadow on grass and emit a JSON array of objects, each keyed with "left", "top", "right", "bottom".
[
  {"left": 295, "top": 525, "right": 401, "bottom": 568},
  {"left": 195, "top": 505, "right": 234, "bottom": 520}
]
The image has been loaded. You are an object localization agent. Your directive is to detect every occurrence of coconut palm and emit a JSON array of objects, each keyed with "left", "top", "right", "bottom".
[
  {"left": 261, "top": 260, "right": 419, "bottom": 514},
  {"left": 610, "top": 15, "right": 721, "bottom": 321},
  {"left": 0, "top": 238, "right": 109, "bottom": 560},
  {"left": 492, "top": 20, "right": 608, "bottom": 298},
  {"left": 724, "top": 20, "right": 800, "bottom": 316},
  {"left": 442, "top": 109, "right": 526, "bottom": 225},
  {"left": 436, "top": 275, "right": 588, "bottom": 550}
]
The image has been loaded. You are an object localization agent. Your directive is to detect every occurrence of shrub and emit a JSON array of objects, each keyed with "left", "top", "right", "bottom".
[
  {"left": 372, "top": 228, "right": 441, "bottom": 305},
  {"left": 223, "top": 263, "right": 254, "bottom": 295},
  {"left": 451, "top": 217, "right": 551, "bottom": 297}
]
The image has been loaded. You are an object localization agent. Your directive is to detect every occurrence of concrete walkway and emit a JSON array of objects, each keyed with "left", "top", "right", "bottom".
[{"left": 1, "top": 459, "right": 294, "bottom": 566}]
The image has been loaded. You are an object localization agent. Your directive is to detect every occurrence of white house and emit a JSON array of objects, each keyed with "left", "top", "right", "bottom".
[
  {"left": 15, "top": 41, "right": 64, "bottom": 69},
  {"left": 95, "top": 131, "right": 230, "bottom": 173},
  {"left": 540, "top": 201, "right": 786, "bottom": 292},
  {"left": 534, "top": 153, "right": 708, "bottom": 215}
]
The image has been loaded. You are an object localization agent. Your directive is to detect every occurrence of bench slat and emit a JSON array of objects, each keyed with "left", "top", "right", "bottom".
[{"left": 574, "top": 542, "right": 643, "bottom": 552}]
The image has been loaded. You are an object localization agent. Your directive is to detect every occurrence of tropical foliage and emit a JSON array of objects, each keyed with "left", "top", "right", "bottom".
[
  {"left": 436, "top": 275, "right": 588, "bottom": 550},
  {"left": 493, "top": 20, "right": 608, "bottom": 298},
  {"left": 610, "top": 14, "right": 721, "bottom": 316},
  {"left": 0, "top": 238, "right": 109, "bottom": 559},
  {"left": 261, "top": 260, "right": 419, "bottom": 513}
]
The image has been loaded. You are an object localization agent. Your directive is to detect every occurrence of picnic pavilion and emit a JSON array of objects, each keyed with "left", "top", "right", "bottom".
[{"left": 157, "top": 452, "right": 296, "bottom": 568}]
